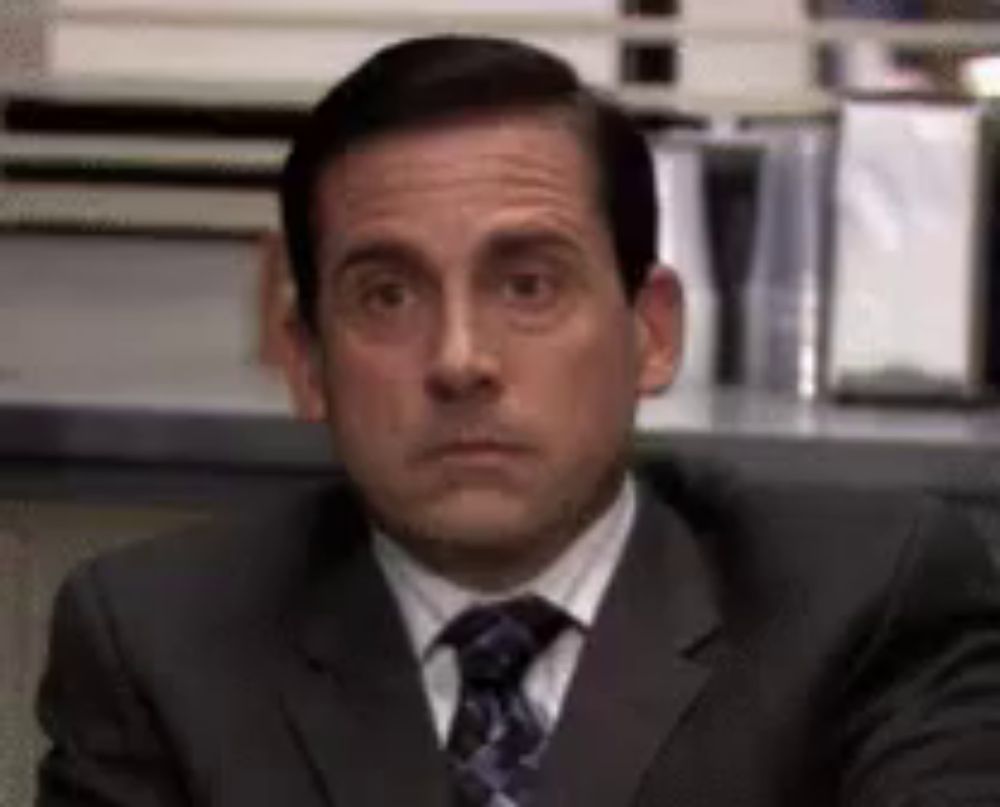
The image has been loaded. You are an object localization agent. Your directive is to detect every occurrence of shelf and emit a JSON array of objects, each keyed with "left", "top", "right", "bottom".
[{"left": 4, "top": 369, "right": 1000, "bottom": 497}]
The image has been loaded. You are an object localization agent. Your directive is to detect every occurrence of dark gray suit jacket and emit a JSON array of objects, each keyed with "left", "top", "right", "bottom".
[{"left": 36, "top": 466, "right": 1000, "bottom": 806}]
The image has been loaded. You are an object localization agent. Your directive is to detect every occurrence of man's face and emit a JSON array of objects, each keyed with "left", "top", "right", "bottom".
[{"left": 289, "top": 112, "right": 681, "bottom": 585}]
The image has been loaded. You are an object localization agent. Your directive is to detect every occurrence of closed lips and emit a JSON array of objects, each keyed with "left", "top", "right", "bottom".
[{"left": 421, "top": 439, "right": 530, "bottom": 459}]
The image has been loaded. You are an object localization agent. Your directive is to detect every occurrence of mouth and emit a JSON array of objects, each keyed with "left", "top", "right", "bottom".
[{"left": 419, "top": 438, "right": 531, "bottom": 464}]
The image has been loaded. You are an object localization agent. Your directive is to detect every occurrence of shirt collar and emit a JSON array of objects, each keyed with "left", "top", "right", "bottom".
[{"left": 373, "top": 475, "right": 637, "bottom": 660}]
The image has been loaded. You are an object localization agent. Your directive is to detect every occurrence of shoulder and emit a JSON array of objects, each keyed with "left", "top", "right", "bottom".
[
  {"left": 52, "top": 482, "right": 369, "bottom": 654},
  {"left": 639, "top": 456, "right": 993, "bottom": 630}
]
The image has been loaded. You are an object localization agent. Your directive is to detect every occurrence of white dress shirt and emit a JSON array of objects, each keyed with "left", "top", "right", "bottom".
[{"left": 372, "top": 476, "right": 637, "bottom": 743}]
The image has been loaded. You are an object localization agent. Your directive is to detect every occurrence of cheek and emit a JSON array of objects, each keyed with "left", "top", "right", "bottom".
[
  {"left": 322, "top": 343, "right": 423, "bottom": 450},
  {"left": 517, "top": 318, "right": 639, "bottom": 444}
]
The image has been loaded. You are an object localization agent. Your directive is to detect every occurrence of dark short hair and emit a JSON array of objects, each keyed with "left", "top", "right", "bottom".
[{"left": 280, "top": 35, "right": 659, "bottom": 328}]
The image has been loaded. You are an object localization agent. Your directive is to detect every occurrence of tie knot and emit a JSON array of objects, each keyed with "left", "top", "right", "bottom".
[{"left": 440, "top": 596, "right": 569, "bottom": 689}]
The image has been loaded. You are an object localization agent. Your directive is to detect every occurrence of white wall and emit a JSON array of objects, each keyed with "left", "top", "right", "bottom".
[
  {"left": 51, "top": 0, "right": 819, "bottom": 102},
  {"left": 0, "top": 234, "right": 288, "bottom": 413}
]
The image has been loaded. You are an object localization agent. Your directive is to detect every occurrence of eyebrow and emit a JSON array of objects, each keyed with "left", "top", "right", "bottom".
[
  {"left": 479, "top": 227, "right": 582, "bottom": 263},
  {"left": 329, "top": 239, "right": 426, "bottom": 280},
  {"left": 327, "top": 225, "right": 583, "bottom": 282}
]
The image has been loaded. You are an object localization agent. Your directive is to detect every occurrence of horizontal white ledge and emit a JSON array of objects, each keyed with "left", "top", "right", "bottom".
[
  {"left": 618, "top": 86, "right": 836, "bottom": 116},
  {"left": 46, "top": 9, "right": 1000, "bottom": 48},
  {"left": 0, "top": 74, "right": 323, "bottom": 105},
  {"left": 2, "top": 78, "right": 840, "bottom": 117},
  {"left": 0, "top": 134, "right": 287, "bottom": 168}
]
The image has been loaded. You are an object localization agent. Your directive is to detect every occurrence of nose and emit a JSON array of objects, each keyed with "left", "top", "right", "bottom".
[{"left": 425, "top": 295, "right": 500, "bottom": 402}]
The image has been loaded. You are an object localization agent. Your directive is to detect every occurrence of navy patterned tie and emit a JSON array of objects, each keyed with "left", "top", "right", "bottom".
[{"left": 440, "top": 596, "right": 569, "bottom": 807}]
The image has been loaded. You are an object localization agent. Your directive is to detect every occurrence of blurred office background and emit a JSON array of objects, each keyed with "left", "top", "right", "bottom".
[{"left": 4, "top": 2, "right": 1000, "bottom": 804}]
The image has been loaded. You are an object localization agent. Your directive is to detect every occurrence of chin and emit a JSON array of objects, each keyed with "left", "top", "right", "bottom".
[{"left": 400, "top": 486, "right": 546, "bottom": 548}]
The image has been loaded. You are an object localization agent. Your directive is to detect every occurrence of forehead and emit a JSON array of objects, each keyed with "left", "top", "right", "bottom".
[{"left": 314, "top": 112, "right": 601, "bottom": 240}]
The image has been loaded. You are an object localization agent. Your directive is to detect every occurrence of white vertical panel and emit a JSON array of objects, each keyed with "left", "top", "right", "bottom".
[
  {"left": 828, "top": 101, "right": 983, "bottom": 396},
  {"left": 652, "top": 141, "right": 716, "bottom": 390}
]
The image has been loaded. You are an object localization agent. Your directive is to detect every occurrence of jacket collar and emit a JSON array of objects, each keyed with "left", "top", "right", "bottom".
[
  {"left": 276, "top": 487, "right": 450, "bottom": 807},
  {"left": 534, "top": 483, "right": 721, "bottom": 807}
]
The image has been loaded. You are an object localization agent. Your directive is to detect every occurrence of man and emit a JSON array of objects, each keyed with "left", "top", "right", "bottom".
[{"left": 36, "top": 35, "right": 1000, "bottom": 806}]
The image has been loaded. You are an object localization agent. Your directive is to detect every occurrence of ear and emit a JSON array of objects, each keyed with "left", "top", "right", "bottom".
[
  {"left": 633, "top": 265, "right": 684, "bottom": 395},
  {"left": 255, "top": 231, "right": 329, "bottom": 421},
  {"left": 278, "top": 314, "right": 330, "bottom": 422}
]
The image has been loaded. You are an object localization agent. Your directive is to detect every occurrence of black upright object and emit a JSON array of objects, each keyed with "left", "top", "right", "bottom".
[{"left": 701, "top": 146, "right": 763, "bottom": 385}]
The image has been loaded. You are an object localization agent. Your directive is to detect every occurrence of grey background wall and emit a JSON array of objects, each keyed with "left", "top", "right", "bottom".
[
  {"left": 0, "top": 501, "right": 211, "bottom": 807},
  {"left": 0, "top": 232, "right": 283, "bottom": 805}
]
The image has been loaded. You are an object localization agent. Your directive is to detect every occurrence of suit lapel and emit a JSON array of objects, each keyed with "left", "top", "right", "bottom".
[
  {"left": 535, "top": 486, "right": 720, "bottom": 807},
  {"left": 273, "top": 491, "right": 449, "bottom": 807}
]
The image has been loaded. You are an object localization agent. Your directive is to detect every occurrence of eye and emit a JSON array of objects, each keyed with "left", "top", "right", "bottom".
[
  {"left": 498, "top": 262, "right": 566, "bottom": 312},
  {"left": 362, "top": 278, "right": 412, "bottom": 312},
  {"left": 505, "top": 270, "right": 552, "bottom": 301}
]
